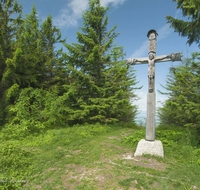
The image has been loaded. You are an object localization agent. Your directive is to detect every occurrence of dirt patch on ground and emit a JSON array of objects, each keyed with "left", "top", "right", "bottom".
[
  {"left": 61, "top": 162, "right": 143, "bottom": 190},
  {"left": 101, "top": 141, "right": 123, "bottom": 150},
  {"left": 107, "top": 136, "right": 121, "bottom": 140},
  {"left": 122, "top": 153, "right": 167, "bottom": 171},
  {"left": 71, "top": 149, "right": 82, "bottom": 155},
  {"left": 61, "top": 163, "right": 107, "bottom": 189}
]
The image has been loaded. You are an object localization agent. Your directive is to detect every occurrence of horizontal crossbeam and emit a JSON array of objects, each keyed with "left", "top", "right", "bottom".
[{"left": 126, "top": 52, "right": 182, "bottom": 65}]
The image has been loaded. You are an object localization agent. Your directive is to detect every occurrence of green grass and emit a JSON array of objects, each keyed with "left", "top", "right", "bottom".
[{"left": 0, "top": 124, "right": 200, "bottom": 190}]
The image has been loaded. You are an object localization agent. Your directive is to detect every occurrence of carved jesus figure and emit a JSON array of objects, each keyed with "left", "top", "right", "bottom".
[
  {"left": 148, "top": 53, "right": 155, "bottom": 93},
  {"left": 126, "top": 52, "right": 182, "bottom": 93}
]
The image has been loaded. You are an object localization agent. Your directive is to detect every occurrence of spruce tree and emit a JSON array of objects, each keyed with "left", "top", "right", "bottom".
[
  {"left": 166, "top": 0, "right": 200, "bottom": 47},
  {"left": 2, "top": 5, "right": 41, "bottom": 91},
  {"left": 64, "top": 0, "right": 138, "bottom": 124},
  {"left": 17, "top": 5, "right": 42, "bottom": 88},
  {"left": 158, "top": 52, "right": 200, "bottom": 127},
  {"left": 3, "top": 5, "right": 70, "bottom": 130},
  {"left": 0, "top": 0, "right": 22, "bottom": 125},
  {"left": 39, "top": 15, "right": 67, "bottom": 91},
  {"left": 4, "top": 8, "right": 69, "bottom": 129}
]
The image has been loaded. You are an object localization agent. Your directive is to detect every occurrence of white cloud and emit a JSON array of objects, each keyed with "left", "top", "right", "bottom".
[
  {"left": 157, "top": 24, "right": 172, "bottom": 41},
  {"left": 53, "top": 0, "right": 88, "bottom": 28},
  {"left": 68, "top": 0, "right": 88, "bottom": 16},
  {"left": 174, "top": 9, "right": 181, "bottom": 19},
  {"left": 130, "top": 40, "right": 148, "bottom": 58},
  {"left": 53, "top": 0, "right": 127, "bottom": 29},
  {"left": 101, "top": 0, "right": 126, "bottom": 7}
]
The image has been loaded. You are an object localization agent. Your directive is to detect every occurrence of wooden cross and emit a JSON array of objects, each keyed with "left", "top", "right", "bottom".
[{"left": 127, "top": 29, "right": 182, "bottom": 141}]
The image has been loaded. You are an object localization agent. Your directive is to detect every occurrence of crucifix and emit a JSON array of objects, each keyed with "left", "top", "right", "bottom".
[{"left": 127, "top": 29, "right": 182, "bottom": 142}]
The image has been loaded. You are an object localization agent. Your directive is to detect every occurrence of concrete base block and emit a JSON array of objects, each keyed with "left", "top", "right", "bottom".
[{"left": 134, "top": 139, "right": 164, "bottom": 158}]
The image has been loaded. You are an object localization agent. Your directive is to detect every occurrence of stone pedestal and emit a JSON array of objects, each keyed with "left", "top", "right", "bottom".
[
  {"left": 134, "top": 139, "right": 164, "bottom": 157},
  {"left": 146, "top": 93, "right": 156, "bottom": 141}
]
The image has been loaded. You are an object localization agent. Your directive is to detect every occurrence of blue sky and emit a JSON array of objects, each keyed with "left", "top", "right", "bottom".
[{"left": 18, "top": 0, "right": 199, "bottom": 117}]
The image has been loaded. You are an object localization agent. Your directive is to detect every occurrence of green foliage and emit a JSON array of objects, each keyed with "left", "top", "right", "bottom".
[
  {"left": 12, "top": 5, "right": 44, "bottom": 89},
  {"left": 121, "top": 129, "right": 145, "bottom": 146},
  {"left": 2, "top": 88, "right": 49, "bottom": 139},
  {"left": 39, "top": 15, "right": 67, "bottom": 90},
  {"left": 166, "top": 0, "right": 200, "bottom": 47},
  {"left": 0, "top": 142, "right": 32, "bottom": 189},
  {"left": 5, "top": 83, "right": 20, "bottom": 103},
  {"left": 157, "top": 129, "right": 189, "bottom": 146},
  {"left": 0, "top": 0, "right": 22, "bottom": 126},
  {"left": 122, "top": 127, "right": 198, "bottom": 147},
  {"left": 193, "top": 148, "right": 200, "bottom": 165},
  {"left": 158, "top": 53, "right": 200, "bottom": 132},
  {"left": 21, "top": 130, "right": 56, "bottom": 147},
  {"left": 64, "top": 0, "right": 138, "bottom": 124},
  {"left": 0, "top": 3, "right": 67, "bottom": 127},
  {"left": 50, "top": 123, "right": 111, "bottom": 148},
  {"left": 74, "top": 123, "right": 110, "bottom": 137},
  {"left": 0, "top": 0, "right": 139, "bottom": 129}
]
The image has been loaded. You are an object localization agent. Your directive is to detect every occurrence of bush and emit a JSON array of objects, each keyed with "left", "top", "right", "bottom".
[
  {"left": 2, "top": 87, "right": 61, "bottom": 139},
  {"left": 121, "top": 130, "right": 145, "bottom": 146},
  {"left": 121, "top": 127, "right": 199, "bottom": 148},
  {"left": 0, "top": 142, "right": 32, "bottom": 189}
]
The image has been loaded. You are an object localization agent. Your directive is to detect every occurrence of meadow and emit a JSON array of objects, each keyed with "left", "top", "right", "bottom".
[{"left": 1, "top": 123, "right": 200, "bottom": 190}]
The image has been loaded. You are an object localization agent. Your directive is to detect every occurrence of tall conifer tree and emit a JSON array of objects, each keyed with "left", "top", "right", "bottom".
[
  {"left": 64, "top": 0, "right": 138, "bottom": 124},
  {"left": 39, "top": 15, "right": 67, "bottom": 91},
  {"left": 0, "top": 0, "right": 22, "bottom": 125},
  {"left": 158, "top": 53, "right": 200, "bottom": 127}
]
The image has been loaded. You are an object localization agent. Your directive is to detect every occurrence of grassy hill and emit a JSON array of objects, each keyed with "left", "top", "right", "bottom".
[{"left": 1, "top": 124, "right": 200, "bottom": 189}]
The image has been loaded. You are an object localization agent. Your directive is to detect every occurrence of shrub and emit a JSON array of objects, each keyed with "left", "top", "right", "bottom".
[{"left": 0, "top": 142, "right": 32, "bottom": 189}]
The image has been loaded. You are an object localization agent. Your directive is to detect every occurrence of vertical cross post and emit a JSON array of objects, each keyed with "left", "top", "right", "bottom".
[{"left": 146, "top": 30, "right": 158, "bottom": 141}]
